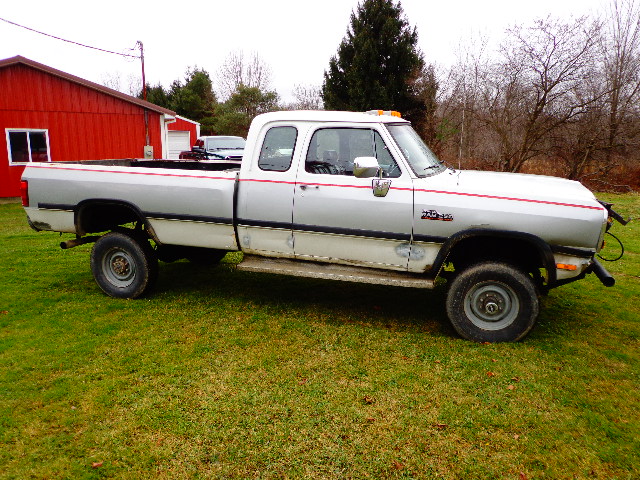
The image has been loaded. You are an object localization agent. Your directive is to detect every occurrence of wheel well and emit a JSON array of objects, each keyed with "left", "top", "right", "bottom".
[
  {"left": 445, "top": 235, "right": 551, "bottom": 283},
  {"left": 75, "top": 201, "right": 146, "bottom": 235}
]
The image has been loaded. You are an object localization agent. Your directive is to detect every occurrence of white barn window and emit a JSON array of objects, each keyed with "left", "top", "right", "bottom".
[{"left": 6, "top": 129, "right": 50, "bottom": 164}]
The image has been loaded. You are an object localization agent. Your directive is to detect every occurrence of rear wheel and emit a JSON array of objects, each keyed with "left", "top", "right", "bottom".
[
  {"left": 90, "top": 231, "right": 158, "bottom": 299},
  {"left": 446, "top": 262, "right": 539, "bottom": 342}
]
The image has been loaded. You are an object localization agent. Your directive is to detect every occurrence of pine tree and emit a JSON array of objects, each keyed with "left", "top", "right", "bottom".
[
  {"left": 322, "top": 0, "right": 428, "bottom": 127},
  {"left": 170, "top": 68, "right": 217, "bottom": 121}
]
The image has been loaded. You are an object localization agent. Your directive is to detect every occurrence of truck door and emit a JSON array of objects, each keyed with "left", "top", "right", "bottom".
[
  {"left": 236, "top": 125, "right": 299, "bottom": 257},
  {"left": 292, "top": 126, "right": 414, "bottom": 270}
]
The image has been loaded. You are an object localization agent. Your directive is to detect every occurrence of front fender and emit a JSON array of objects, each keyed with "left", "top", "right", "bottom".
[{"left": 428, "top": 228, "right": 558, "bottom": 286}]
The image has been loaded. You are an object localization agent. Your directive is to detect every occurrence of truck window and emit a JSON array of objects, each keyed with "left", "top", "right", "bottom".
[
  {"left": 258, "top": 126, "right": 298, "bottom": 172},
  {"left": 386, "top": 124, "right": 444, "bottom": 177},
  {"left": 305, "top": 128, "right": 401, "bottom": 177}
]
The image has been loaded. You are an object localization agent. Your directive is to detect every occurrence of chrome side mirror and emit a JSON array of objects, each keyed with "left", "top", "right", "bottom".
[
  {"left": 373, "top": 178, "right": 391, "bottom": 197},
  {"left": 353, "top": 156, "right": 379, "bottom": 178},
  {"left": 353, "top": 156, "right": 391, "bottom": 196}
]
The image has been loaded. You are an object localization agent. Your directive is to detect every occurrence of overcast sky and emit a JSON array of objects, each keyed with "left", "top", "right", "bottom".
[{"left": 1, "top": 0, "right": 609, "bottom": 103}]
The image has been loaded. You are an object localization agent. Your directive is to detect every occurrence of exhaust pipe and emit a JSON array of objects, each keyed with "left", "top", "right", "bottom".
[
  {"left": 60, "top": 236, "right": 100, "bottom": 250},
  {"left": 590, "top": 259, "right": 615, "bottom": 287}
]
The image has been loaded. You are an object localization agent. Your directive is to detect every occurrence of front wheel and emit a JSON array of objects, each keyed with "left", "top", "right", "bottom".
[
  {"left": 446, "top": 262, "right": 539, "bottom": 342},
  {"left": 90, "top": 231, "right": 158, "bottom": 299}
]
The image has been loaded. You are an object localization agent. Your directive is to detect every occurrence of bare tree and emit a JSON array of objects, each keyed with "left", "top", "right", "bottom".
[
  {"left": 478, "top": 16, "right": 601, "bottom": 172},
  {"left": 438, "top": 34, "right": 491, "bottom": 164},
  {"left": 548, "top": 0, "right": 640, "bottom": 183},
  {"left": 289, "top": 84, "right": 324, "bottom": 110},
  {"left": 100, "top": 72, "right": 141, "bottom": 97},
  {"left": 433, "top": 4, "right": 640, "bottom": 188},
  {"left": 216, "top": 51, "right": 273, "bottom": 101},
  {"left": 601, "top": 0, "right": 640, "bottom": 160}
]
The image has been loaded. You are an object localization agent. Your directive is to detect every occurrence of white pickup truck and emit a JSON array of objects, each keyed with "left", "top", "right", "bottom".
[{"left": 20, "top": 110, "right": 627, "bottom": 342}]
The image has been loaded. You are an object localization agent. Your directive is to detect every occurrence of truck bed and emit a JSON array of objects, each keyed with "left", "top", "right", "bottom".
[{"left": 22, "top": 160, "right": 240, "bottom": 251}]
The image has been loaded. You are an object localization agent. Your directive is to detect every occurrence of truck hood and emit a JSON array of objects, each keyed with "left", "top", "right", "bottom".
[
  {"left": 413, "top": 169, "right": 607, "bottom": 251},
  {"left": 451, "top": 169, "right": 600, "bottom": 208},
  {"left": 207, "top": 148, "right": 244, "bottom": 160}
]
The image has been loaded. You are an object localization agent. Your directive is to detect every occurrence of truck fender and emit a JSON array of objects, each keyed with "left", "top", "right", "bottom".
[
  {"left": 74, "top": 199, "right": 159, "bottom": 242},
  {"left": 428, "top": 228, "right": 558, "bottom": 286}
]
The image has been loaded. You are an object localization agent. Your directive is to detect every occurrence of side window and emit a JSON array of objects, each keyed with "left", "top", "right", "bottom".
[
  {"left": 7, "top": 130, "right": 50, "bottom": 164},
  {"left": 258, "top": 126, "right": 298, "bottom": 172},
  {"left": 305, "top": 128, "right": 401, "bottom": 177}
]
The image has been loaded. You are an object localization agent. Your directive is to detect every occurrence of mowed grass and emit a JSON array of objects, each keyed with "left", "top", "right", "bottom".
[{"left": 0, "top": 194, "right": 638, "bottom": 479}]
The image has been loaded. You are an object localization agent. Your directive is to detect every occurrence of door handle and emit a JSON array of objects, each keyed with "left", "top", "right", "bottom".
[{"left": 299, "top": 184, "right": 319, "bottom": 191}]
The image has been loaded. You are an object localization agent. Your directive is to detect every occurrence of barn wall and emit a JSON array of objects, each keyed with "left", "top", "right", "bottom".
[
  {"left": 0, "top": 64, "right": 164, "bottom": 197},
  {"left": 168, "top": 116, "right": 199, "bottom": 143}
]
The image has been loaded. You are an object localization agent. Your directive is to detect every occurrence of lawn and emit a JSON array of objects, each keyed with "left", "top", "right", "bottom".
[{"left": 0, "top": 194, "right": 638, "bottom": 479}]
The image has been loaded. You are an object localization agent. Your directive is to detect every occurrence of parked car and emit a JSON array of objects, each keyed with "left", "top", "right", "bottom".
[{"left": 179, "top": 135, "right": 245, "bottom": 162}]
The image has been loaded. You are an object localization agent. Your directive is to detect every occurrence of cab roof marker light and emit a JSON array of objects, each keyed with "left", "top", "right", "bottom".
[{"left": 365, "top": 110, "right": 402, "bottom": 118}]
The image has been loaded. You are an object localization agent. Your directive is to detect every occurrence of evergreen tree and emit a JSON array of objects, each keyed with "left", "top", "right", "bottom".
[
  {"left": 143, "top": 83, "right": 170, "bottom": 108},
  {"left": 212, "top": 85, "right": 279, "bottom": 137},
  {"left": 322, "top": 0, "right": 428, "bottom": 128},
  {"left": 170, "top": 67, "right": 217, "bottom": 121},
  {"left": 138, "top": 68, "right": 217, "bottom": 131}
]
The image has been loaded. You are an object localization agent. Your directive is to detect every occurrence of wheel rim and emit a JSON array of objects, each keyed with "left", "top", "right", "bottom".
[
  {"left": 102, "top": 247, "right": 136, "bottom": 288},
  {"left": 463, "top": 281, "right": 519, "bottom": 331}
]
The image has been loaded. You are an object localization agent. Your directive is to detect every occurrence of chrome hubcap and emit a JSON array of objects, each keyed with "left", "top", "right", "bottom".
[{"left": 464, "top": 281, "right": 519, "bottom": 330}]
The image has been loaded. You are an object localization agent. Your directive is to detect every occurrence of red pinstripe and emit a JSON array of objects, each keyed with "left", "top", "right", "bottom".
[
  {"left": 241, "top": 178, "right": 604, "bottom": 211},
  {"left": 26, "top": 167, "right": 605, "bottom": 212}
]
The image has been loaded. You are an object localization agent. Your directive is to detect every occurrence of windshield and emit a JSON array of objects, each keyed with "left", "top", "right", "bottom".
[
  {"left": 206, "top": 137, "right": 246, "bottom": 151},
  {"left": 386, "top": 124, "right": 444, "bottom": 177}
]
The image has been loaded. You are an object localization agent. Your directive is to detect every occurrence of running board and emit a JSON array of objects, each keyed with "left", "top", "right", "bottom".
[{"left": 236, "top": 255, "right": 435, "bottom": 289}]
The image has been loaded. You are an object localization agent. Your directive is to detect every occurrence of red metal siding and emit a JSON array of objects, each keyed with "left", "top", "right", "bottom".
[
  {"left": 0, "top": 64, "right": 165, "bottom": 197},
  {"left": 168, "top": 116, "right": 199, "bottom": 146}
]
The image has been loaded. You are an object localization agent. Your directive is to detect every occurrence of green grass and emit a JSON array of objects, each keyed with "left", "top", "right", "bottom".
[{"left": 0, "top": 194, "right": 639, "bottom": 479}]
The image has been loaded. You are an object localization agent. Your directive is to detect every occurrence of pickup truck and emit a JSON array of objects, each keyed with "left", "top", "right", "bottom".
[
  {"left": 20, "top": 110, "right": 628, "bottom": 342},
  {"left": 178, "top": 135, "right": 245, "bottom": 162}
]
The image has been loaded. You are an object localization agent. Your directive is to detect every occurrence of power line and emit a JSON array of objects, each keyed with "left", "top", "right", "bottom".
[{"left": 0, "top": 16, "right": 139, "bottom": 58}]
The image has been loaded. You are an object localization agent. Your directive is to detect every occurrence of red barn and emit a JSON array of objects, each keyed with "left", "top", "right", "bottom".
[
  {"left": 0, "top": 55, "right": 178, "bottom": 197},
  {"left": 167, "top": 115, "right": 200, "bottom": 159}
]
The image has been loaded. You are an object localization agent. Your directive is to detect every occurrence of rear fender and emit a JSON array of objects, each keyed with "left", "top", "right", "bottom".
[{"left": 74, "top": 199, "right": 158, "bottom": 241}]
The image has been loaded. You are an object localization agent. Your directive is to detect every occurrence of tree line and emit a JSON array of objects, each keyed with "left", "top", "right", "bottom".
[
  {"left": 434, "top": 0, "right": 640, "bottom": 190},
  {"left": 138, "top": 51, "right": 278, "bottom": 138},
  {"left": 128, "top": 0, "right": 639, "bottom": 189}
]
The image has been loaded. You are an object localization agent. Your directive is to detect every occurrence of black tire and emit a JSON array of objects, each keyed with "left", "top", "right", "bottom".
[
  {"left": 446, "top": 262, "right": 539, "bottom": 342},
  {"left": 90, "top": 231, "right": 158, "bottom": 299}
]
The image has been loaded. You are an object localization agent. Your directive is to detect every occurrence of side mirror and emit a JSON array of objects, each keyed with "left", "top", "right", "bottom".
[{"left": 353, "top": 156, "right": 379, "bottom": 178}]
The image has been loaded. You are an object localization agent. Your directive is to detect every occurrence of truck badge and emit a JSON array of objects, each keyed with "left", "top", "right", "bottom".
[{"left": 421, "top": 209, "right": 453, "bottom": 221}]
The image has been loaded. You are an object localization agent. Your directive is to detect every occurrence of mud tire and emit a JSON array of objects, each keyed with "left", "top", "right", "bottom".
[{"left": 446, "top": 262, "right": 539, "bottom": 342}]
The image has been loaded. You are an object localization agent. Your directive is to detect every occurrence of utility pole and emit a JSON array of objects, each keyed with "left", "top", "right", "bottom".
[
  {"left": 137, "top": 41, "right": 150, "bottom": 152},
  {"left": 137, "top": 40, "right": 147, "bottom": 101}
]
